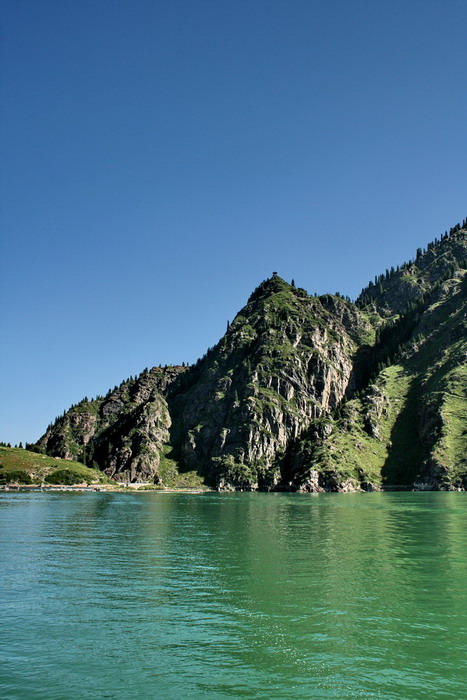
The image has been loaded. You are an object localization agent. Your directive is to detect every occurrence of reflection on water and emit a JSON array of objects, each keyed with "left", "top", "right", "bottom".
[{"left": 1, "top": 492, "right": 467, "bottom": 699}]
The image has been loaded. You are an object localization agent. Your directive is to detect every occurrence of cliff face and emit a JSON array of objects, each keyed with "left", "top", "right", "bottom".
[
  {"left": 296, "top": 230, "right": 467, "bottom": 492},
  {"left": 168, "top": 277, "right": 373, "bottom": 489},
  {"left": 37, "top": 367, "right": 186, "bottom": 483},
  {"left": 36, "top": 226, "right": 467, "bottom": 490}
]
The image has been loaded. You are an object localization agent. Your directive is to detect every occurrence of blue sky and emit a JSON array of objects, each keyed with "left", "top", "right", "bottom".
[{"left": 1, "top": 0, "right": 466, "bottom": 445}]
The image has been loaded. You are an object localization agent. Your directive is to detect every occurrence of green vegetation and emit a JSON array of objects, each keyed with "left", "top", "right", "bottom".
[
  {"left": 285, "top": 364, "right": 421, "bottom": 488},
  {"left": 324, "top": 366, "right": 421, "bottom": 485},
  {"left": 44, "top": 465, "right": 110, "bottom": 485},
  {"left": 158, "top": 444, "right": 207, "bottom": 489},
  {"left": 28, "top": 224, "right": 466, "bottom": 491},
  {"left": 212, "top": 454, "right": 259, "bottom": 489},
  {"left": 0, "top": 447, "right": 112, "bottom": 485},
  {"left": 0, "top": 469, "right": 32, "bottom": 485}
]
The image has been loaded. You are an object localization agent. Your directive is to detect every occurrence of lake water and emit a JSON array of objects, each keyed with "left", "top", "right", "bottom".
[{"left": 1, "top": 491, "right": 467, "bottom": 699}]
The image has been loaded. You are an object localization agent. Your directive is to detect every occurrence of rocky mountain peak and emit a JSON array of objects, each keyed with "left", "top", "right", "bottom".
[
  {"left": 245, "top": 274, "right": 296, "bottom": 304},
  {"left": 35, "top": 220, "right": 467, "bottom": 491}
]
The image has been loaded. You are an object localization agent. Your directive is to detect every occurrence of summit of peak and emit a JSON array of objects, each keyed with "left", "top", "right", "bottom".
[{"left": 247, "top": 274, "right": 295, "bottom": 304}]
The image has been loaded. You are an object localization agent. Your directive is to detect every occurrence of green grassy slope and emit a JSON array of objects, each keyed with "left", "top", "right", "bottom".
[
  {"left": 0, "top": 447, "right": 113, "bottom": 485},
  {"left": 288, "top": 364, "right": 421, "bottom": 488},
  {"left": 157, "top": 444, "right": 207, "bottom": 488},
  {"left": 296, "top": 269, "right": 466, "bottom": 489}
]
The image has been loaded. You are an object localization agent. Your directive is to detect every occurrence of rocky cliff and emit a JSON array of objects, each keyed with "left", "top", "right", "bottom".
[
  {"left": 36, "top": 225, "right": 467, "bottom": 490},
  {"left": 294, "top": 228, "right": 467, "bottom": 491},
  {"left": 37, "top": 366, "right": 186, "bottom": 483},
  {"left": 167, "top": 276, "right": 373, "bottom": 489}
]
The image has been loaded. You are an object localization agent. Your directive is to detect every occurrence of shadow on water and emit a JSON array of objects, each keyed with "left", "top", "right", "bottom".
[{"left": 381, "top": 375, "right": 423, "bottom": 486}]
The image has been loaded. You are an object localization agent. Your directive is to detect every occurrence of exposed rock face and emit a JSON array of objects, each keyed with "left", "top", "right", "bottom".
[
  {"left": 37, "top": 367, "right": 186, "bottom": 482},
  {"left": 309, "top": 232, "right": 467, "bottom": 491},
  {"left": 363, "top": 383, "right": 390, "bottom": 440},
  {"left": 167, "top": 277, "right": 372, "bottom": 488},
  {"left": 36, "top": 226, "right": 467, "bottom": 491}
]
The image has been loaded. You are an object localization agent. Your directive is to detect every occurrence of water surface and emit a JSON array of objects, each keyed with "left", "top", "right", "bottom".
[{"left": 1, "top": 491, "right": 467, "bottom": 698}]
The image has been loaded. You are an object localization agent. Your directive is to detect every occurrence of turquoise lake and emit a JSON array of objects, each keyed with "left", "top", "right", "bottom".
[{"left": 1, "top": 491, "right": 467, "bottom": 699}]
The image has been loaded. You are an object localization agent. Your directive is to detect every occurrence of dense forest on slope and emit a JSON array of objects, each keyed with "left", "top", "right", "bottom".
[{"left": 34, "top": 223, "right": 467, "bottom": 491}]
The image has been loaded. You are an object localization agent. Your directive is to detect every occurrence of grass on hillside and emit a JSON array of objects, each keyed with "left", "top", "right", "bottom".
[
  {"left": 318, "top": 365, "right": 421, "bottom": 486},
  {"left": 0, "top": 447, "right": 112, "bottom": 485},
  {"left": 407, "top": 277, "right": 467, "bottom": 481},
  {"left": 158, "top": 444, "right": 207, "bottom": 489},
  {"left": 428, "top": 354, "right": 467, "bottom": 480}
]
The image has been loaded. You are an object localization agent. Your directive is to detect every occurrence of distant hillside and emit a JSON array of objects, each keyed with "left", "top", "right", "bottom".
[
  {"left": 0, "top": 446, "right": 112, "bottom": 485},
  {"left": 357, "top": 224, "right": 467, "bottom": 315},
  {"left": 34, "top": 221, "right": 467, "bottom": 491}
]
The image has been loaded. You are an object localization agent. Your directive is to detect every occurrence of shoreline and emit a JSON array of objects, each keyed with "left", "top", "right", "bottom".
[
  {"left": 0, "top": 483, "right": 210, "bottom": 493},
  {"left": 1, "top": 484, "right": 463, "bottom": 494}
]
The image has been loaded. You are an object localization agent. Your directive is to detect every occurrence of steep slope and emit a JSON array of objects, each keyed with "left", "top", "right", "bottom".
[
  {"left": 35, "top": 224, "right": 466, "bottom": 491},
  {"left": 168, "top": 276, "right": 373, "bottom": 488},
  {"left": 290, "top": 230, "right": 467, "bottom": 491},
  {"left": 411, "top": 274, "right": 467, "bottom": 485},
  {"left": 357, "top": 227, "right": 467, "bottom": 315},
  {"left": 37, "top": 366, "right": 187, "bottom": 483}
]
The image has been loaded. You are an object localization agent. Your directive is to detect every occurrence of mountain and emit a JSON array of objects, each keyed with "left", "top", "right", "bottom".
[
  {"left": 36, "top": 224, "right": 467, "bottom": 491},
  {"left": 36, "top": 366, "right": 187, "bottom": 483}
]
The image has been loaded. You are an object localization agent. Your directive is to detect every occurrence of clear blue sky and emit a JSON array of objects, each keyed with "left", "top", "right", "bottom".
[{"left": 1, "top": 0, "right": 466, "bottom": 445}]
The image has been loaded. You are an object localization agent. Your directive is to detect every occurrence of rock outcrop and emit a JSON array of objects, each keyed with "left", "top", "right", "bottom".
[
  {"left": 37, "top": 367, "right": 186, "bottom": 483},
  {"left": 36, "top": 225, "right": 467, "bottom": 490},
  {"left": 166, "top": 276, "right": 373, "bottom": 488}
]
